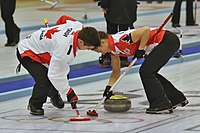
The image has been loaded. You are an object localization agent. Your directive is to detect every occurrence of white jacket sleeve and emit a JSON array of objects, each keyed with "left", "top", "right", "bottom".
[
  {"left": 47, "top": 36, "right": 73, "bottom": 94},
  {"left": 48, "top": 55, "right": 70, "bottom": 93}
]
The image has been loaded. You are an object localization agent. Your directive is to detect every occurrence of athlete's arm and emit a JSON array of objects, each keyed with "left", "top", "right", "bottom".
[{"left": 108, "top": 55, "right": 121, "bottom": 86}]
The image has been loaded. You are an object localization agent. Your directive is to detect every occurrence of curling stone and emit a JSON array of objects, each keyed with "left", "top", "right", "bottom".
[{"left": 104, "top": 95, "right": 131, "bottom": 112}]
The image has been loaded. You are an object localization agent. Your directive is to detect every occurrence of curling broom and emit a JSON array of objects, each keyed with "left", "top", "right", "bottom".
[{"left": 69, "top": 107, "right": 91, "bottom": 121}]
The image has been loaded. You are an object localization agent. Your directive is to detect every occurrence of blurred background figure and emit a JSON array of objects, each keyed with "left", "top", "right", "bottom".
[
  {"left": 0, "top": 0, "right": 20, "bottom": 47},
  {"left": 171, "top": 0, "right": 198, "bottom": 28},
  {"left": 98, "top": 0, "right": 139, "bottom": 68},
  {"left": 147, "top": 0, "right": 163, "bottom": 4}
]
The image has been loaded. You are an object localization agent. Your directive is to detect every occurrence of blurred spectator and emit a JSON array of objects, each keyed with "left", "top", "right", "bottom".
[
  {"left": 171, "top": 0, "right": 198, "bottom": 28},
  {"left": 147, "top": 0, "right": 163, "bottom": 4},
  {"left": 98, "top": 0, "right": 138, "bottom": 68},
  {"left": 0, "top": 0, "right": 20, "bottom": 47}
]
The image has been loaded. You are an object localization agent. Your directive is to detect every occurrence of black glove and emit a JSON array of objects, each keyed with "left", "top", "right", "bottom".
[
  {"left": 66, "top": 87, "right": 78, "bottom": 109},
  {"left": 133, "top": 49, "right": 145, "bottom": 60},
  {"left": 103, "top": 85, "right": 114, "bottom": 101}
]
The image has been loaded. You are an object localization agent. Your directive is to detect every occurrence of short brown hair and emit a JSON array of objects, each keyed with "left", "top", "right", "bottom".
[
  {"left": 78, "top": 27, "right": 100, "bottom": 47},
  {"left": 98, "top": 31, "right": 108, "bottom": 39}
]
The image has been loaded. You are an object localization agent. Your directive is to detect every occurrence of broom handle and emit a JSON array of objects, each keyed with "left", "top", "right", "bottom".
[
  {"left": 75, "top": 108, "right": 80, "bottom": 117},
  {"left": 148, "top": 13, "right": 173, "bottom": 44},
  {"left": 94, "top": 58, "right": 137, "bottom": 111},
  {"left": 44, "top": 18, "right": 49, "bottom": 28},
  {"left": 157, "top": 12, "right": 173, "bottom": 33}
]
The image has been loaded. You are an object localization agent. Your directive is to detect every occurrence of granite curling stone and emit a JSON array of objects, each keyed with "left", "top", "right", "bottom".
[{"left": 104, "top": 95, "right": 131, "bottom": 112}]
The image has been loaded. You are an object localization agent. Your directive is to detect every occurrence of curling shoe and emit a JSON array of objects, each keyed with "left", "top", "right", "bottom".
[
  {"left": 27, "top": 102, "right": 44, "bottom": 115},
  {"left": 186, "top": 23, "right": 199, "bottom": 26},
  {"left": 172, "top": 23, "right": 181, "bottom": 28},
  {"left": 173, "top": 99, "right": 189, "bottom": 109},
  {"left": 146, "top": 105, "right": 173, "bottom": 114},
  {"left": 4, "top": 42, "right": 17, "bottom": 47},
  {"left": 50, "top": 94, "right": 64, "bottom": 109}
]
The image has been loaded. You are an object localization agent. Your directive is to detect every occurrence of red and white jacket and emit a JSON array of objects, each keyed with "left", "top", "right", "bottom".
[
  {"left": 18, "top": 16, "right": 82, "bottom": 92},
  {"left": 108, "top": 28, "right": 166, "bottom": 57}
]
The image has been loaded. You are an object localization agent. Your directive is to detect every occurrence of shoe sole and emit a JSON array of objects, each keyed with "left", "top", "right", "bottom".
[
  {"left": 173, "top": 99, "right": 189, "bottom": 109},
  {"left": 146, "top": 108, "right": 173, "bottom": 114},
  {"left": 27, "top": 105, "right": 44, "bottom": 115},
  {"left": 5, "top": 43, "right": 17, "bottom": 47},
  {"left": 30, "top": 112, "right": 44, "bottom": 115}
]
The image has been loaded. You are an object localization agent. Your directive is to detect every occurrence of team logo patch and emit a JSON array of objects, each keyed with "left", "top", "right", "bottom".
[
  {"left": 26, "top": 34, "right": 32, "bottom": 39},
  {"left": 121, "top": 33, "right": 133, "bottom": 44},
  {"left": 44, "top": 27, "right": 60, "bottom": 39},
  {"left": 63, "top": 28, "right": 73, "bottom": 37}
]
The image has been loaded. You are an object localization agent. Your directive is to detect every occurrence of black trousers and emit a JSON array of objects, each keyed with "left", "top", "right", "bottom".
[
  {"left": 106, "top": 19, "right": 134, "bottom": 34},
  {"left": 0, "top": 0, "right": 20, "bottom": 43},
  {"left": 147, "top": 0, "right": 163, "bottom": 3},
  {"left": 140, "top": 31, "right": 186, "bottom": 108},
  {"left": 172, "top": 0, "right": 195, "bottom": 25},
  {"left": 17, "top": 50, "right": 59, "bottom": 108}
]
